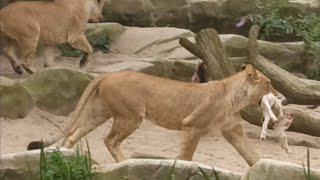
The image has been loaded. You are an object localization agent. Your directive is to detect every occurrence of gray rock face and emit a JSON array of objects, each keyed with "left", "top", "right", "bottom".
[
  {"left": 94, "top": 159, "right": 242, "bottom": 180},
  {"left": 103, "top": 0, "right": 320, "bottom": 33},
  {"left": 0, "top": 76, "right": 34, "bottom": 119},
  {"left": 108, "top": 25, "right": 306, "bottom": 74},
  {"left": 112, "top": 26, "right": 195, "bottom": 59},
  {"left": 91, "top": 58, "right": 199, "bottom": 82},
  {"left": 21, "top": 68, "right": 93, "bottom": 116},
  {"left": 241, "top": 159, "right": 320, "bottom": 180}
]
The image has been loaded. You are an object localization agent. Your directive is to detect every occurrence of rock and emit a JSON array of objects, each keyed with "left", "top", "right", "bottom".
[
  {"left": 112, "top": 26, "right": 194, "bottom": 59},
  {"left": 0, "top": 76, "right": 34, "bottom": 119},
  {"left": 0, "top": 147, "right": 75, "bottom": 180},
  {"left": 67, "top": 24, "right": 310, "bottom": 79},
  {"left": 102, "top": 0, "right": 320, "bottom": 33},
  {"left": 94, "top": 159, "right": 242, "bottom": 180},
  {"left": 241, "top": 159, "right": 320, "bottom": 180},
  {"left": 130, "top": 152, "right": 169, "bottom": 159},
  {"left": 110, "top": 26, "right": 305, "bottom": 73},
  {"left": 91, "top": 61, "right": 154, "bottom": 73},
  {"left": 85, "top": 22, "right": 127, "bottom": 42},
  {"left": 188, "top": 0, "right": 222, "bottom": 32},
  {"left": 285, "top": 0, "right": 320, "bottom": 15},
  {"left": 90, "top": 57, "right": 199, "bottom": 82},
  {"left": 21, "top": 68, "right": 93, "bottom": 116}
]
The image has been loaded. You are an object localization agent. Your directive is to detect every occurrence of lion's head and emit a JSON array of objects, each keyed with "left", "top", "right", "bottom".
[
  {"left": 88, "top": 0, "right": 105, "bottom": 23},
  {"left": 241, "top": 64, "right": 276, "bottom": 105}
]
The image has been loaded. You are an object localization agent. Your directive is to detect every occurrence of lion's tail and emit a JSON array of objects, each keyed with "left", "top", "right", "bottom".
[{"left": 27, "top": 75, "right": 106, "bottom": 150}]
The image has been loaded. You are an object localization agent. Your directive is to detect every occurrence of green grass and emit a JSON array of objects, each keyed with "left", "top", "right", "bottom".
[
  {"left": 302, "top": 147, "right": 318, "bottom": 180},
  {"left": 251, "top": 0, "right": 320, "bottom": 80},
  {"left": 58, "top": 33, "right": 111, "bottom": 57},
  {"left": 252, "top": 0, "right": 320, "bottom": 43},
  {"left": 37, "top": 139, "right": 94, "bottom": 180}
]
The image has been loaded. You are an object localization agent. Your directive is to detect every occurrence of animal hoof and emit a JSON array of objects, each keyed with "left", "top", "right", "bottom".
[
  {"left": 14, "top": 65, "right": 23, "bottom": 75},
  {"left": 79, "top": 59, "right": 86, "bottom": 68},
  {"left": 271, "top": 116, "right": 278, "bottom": 122},
  {"left": 286, "top": 148, "right": 291, "bottom": 154},
  {"left": 260, "top": 132, "right": 266, "bottom": 141},
  {"left": 27, "top": 141, "right": 44, "bottom": 150},
  {"left": 43, "top": 62, "right": 49, "bottom": 68},
  {"left": 79, "top": 53, "right": 89, "bottom": 68},
  {"left": 21, "top": 64, "right": 34, "bottom": 74},
  {"left": 44, "top": 61, "right": 56, "bottom": 68}
]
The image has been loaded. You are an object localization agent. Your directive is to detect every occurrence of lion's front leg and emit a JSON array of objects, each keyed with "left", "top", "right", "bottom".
[
  {"left": 178, "top": 126, "right": 203, "bottom": 161},
  {"left": 220, "top": 114, "right": 260, "bottom": 166}
]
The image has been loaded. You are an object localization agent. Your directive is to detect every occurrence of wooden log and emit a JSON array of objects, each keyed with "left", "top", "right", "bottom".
[
  {"left": 247, "top": 25, "right": 320, "bottom": 105},
  {"left": 179, "top": 28, "right": 235, "bottom": 80},
  {"left": 241, "top": 105, "right": 320, "bottom": 137}
]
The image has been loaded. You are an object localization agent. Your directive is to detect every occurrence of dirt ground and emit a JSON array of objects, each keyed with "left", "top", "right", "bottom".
[
  {"left": 1, "top": 53, "right": 320, "bottom": 173},
  {"left": 1, "top": 107, "right": 320, "bottom": 173}
]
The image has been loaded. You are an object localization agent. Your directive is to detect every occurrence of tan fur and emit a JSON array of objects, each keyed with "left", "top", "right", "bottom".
[
  {"left": 40, "top": 65, "right": 274, "bottom": 166},
  {"left": 0, "top": 0, "right": 104, "bottom": 74}
]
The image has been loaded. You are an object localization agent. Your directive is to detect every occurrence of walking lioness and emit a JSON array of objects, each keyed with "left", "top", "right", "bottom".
[
  {"left": 0, "top": 0, "right": 104, "bottom": 74},
  {"left": 28, "top": 64, "right": 275, "bottom": 166}
]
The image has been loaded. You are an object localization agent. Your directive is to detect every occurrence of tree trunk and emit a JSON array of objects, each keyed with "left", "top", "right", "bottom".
[
  {"left": 247, "top": 25, "right": 320, "bottom": 105},
  {"left": 240, "top": 105, "right": 320, "bottom": 137},
  {"left": 179, "top": 28, "right": 235, "bottom": 80}
]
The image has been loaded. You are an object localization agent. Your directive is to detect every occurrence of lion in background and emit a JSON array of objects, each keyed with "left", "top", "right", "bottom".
[
  {"left": 0, "top": 0, "right": 104, "bottom": 74},
  {"left": 28, "top": 64, "right": 276, "bottom": 166}
]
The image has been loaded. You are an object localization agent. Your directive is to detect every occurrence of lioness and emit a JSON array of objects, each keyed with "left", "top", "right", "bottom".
[
  {"left": 28, "top": 64, "right": 275, "bottom": 166},
  {"left": 0, "top": 0, "right": 104, "bottom": 74}
]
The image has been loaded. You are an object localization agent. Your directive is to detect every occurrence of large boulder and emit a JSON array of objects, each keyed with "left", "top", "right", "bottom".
[
  {"left": 108, "top": 25, "right": 306, "bottom": 74},
  {"left": 94, "top": 159, "right": 242, "bottom": 180},
  {"left": 0, "top": 148, "right": 75, "bottom": 180},
  {"left": 21, "top": 68, "right": 93, "bottom": 116},
  {"left": 241, "top": 159, "right": 320, "bottom": 180},
  {"left": 90, "top": 56, "right": 199, "bottom": 82},
  {"left": 102, "top": 0, "right": 320, "bottom": 33},
  {"left": 85, "top": 22, "right": 127, "bottom": 43},
  {"left": 112, "top": 26, "right": 195, "bottom": 59},
  {"left": 0, "top": 76, "right": 34, "bottom": 119}
]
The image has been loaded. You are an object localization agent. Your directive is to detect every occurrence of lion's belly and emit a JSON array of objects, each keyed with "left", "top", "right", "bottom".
[
  {"left": 39, "top": 27, "right": 69, "bottom": 45},
  {"left": 144, "top": 106, "right": 192, "bottom": 130}
]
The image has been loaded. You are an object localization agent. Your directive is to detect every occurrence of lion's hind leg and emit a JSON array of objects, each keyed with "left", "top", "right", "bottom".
[
  {"left": 61, "top": 96, "right": 112, "bottom": 148},
  {"left": 104, "top": 115, "right": 143, "bottom": 162}
]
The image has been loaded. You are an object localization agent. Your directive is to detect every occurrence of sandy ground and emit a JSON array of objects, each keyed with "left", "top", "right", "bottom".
[
  {"left": 1, "top": 108, "right": 320, "bottom": 173},
  {"left": 1, "top": 53, "right": 320, "bottom": 173}
]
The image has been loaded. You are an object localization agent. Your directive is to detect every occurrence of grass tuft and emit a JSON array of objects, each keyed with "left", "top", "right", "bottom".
[{"left": 38, "top": 140, "right": 94, "bottom": 180}]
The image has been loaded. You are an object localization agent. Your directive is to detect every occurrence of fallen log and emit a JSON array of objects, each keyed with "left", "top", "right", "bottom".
[
  {"left": 179, "top": 28, "right": 235, "bottom": 80},
  {"left": 247, "top": 25, "right": 320, "bottom": 105},
  {"left": 240, "top": 105, "right": 320, "bottom": 137}
]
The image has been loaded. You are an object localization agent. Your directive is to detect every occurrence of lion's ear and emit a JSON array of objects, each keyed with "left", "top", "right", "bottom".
[
  {"left": 241, "top": 63, "right": 247, "bottom": 70},
  {"left": 244, "top": 64, "right": 260, "bottom": 82}
]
